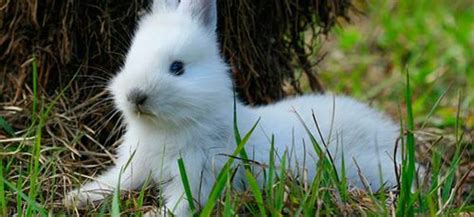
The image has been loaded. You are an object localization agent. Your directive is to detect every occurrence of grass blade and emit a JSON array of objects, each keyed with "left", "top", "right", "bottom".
[
  {"left": 442, "top": 91, "right": 465, "bottom": 204},
  {"left": 245, "top": 170, "right": 266, "bottom": 217},
  {"left": 339, "top": 147, "right": 348, "bottom": 202},
  {"left": 223, "top": 178, "right": 233, "bottom": 217},
  {"left": 0, "top": 117, "right": 15, "bottom": 137},
  {"left": 274, "top": 151, "right": 287, "bottom": 214},
  {"left": 26, "top": 101, "right": 44, "bottom": 217},
  {"left": 233, "top": 92, "right": 251, "bottom": 171},
  {"left": 136, "top": 175, "right": 152, "bottom": 217},
  {"left": 111, "top": 167, "right": 123, "bottom": 217},
  {"left": 266, "top": 135, "right": 276, "bottom": 206},
  {"left": 16, "top": 166, "right": 22, "bottom": 217},
  {"left": 294, "top": 110, "right": 340, "bottom": 185},
  {"left": 177, "top": 157, "right": 197, "bottom": 216},
  {"left": 441, "top": 139, "right": 463, "bottom": 204},
  {"left": 397, "top": 70, "right": 416, "bottom": 217},
  {"left": 0, "top": 176, "right": 47, "bottom": 217},
  {"left": 111, "top": 189, "right": 120, "bottom": 217},
  {"left": 0, "top": 159, "right": 6, "bottom": 216},
  {"left": 427, "top": 146, "right": 442, "bottom": 215},
  {"left": 200, "top": 171, "right": 229, "bottom": 217},
  {"left": 420, "top": 84, "right": 450, "bottom": 129},
  {"left": 200, "top": 118, "right": 260, "bottom": 217},
  {"left": 110, "top": 172, "right": 123, "bottom": 217}
]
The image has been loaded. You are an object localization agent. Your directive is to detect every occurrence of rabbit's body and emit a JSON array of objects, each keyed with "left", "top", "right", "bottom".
[
  {"left": 65, "top": 1, "right": 400, "bottom": 216},
  {"left": 250, "top": 95, "right": 399, "bottom": 187}
]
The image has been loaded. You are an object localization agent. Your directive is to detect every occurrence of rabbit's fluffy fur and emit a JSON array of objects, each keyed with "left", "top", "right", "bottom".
[{"left": 65, "top": 0, "right": 401, "bottom": 215}]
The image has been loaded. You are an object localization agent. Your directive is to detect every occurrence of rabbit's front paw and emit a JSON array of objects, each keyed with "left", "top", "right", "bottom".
[
  {"left": 143, "top": 206, "right": 170, "bottom": 217},
  {"left": 64, "top": 188, "right": 110, "bottom": 208}
]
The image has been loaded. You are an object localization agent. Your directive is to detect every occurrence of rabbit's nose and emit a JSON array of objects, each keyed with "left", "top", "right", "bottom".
[{"left": 127, "top": 88, "right": 148, "bottom": 106}]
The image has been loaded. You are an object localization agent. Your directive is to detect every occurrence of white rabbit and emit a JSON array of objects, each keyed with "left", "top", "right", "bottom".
[{"left": 65, "top": 0, "right": 402, "bottom": 216}]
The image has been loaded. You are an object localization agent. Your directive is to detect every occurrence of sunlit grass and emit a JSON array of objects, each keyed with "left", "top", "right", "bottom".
[{"left": 322, "top": 0, "right": 473, "bottom": 127}]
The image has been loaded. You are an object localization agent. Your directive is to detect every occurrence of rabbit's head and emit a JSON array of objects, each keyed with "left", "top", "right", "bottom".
[{"left": 109, "top": 0, "right": 232, "bottom": 127}]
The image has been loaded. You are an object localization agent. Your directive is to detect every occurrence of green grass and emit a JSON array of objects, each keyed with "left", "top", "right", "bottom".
[
  {"left": 244, "top": 169, "right": 266, "bottom": 217},
  {"left": 111, "top": 168, "right": 122, "bottom": 217},
  {"left": 1, "top": 0, "right": 472, "bottom": 216},
  {"left": 0, "top": 159, "right": 5, "bottom": 216},
  {"left": 177, "top": 157, "right": 197, "bottom": 216},
  {"left": 322, "top": 0, "right": 473, "bottom": 127},
  {"left": 396, "top": 71, "right": 417, "bottom": 216},
  {"left": 199, "top": 117, "right": 260, "bottom": 217},
  {"left": 0, "top": 117, "right": 15, "bottom": 137}
]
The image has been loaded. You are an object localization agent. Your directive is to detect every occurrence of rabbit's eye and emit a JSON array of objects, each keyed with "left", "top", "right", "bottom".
[{"left": 169, "top": 61, "right": 185, "bottom": 76}]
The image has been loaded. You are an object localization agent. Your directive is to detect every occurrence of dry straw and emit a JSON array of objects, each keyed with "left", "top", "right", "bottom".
[
  {"left": 0, "top": 0, "right": 351, "bottom": 149},
  {"left": 0, "top": 0, "right": 351, "bottom": 105}
]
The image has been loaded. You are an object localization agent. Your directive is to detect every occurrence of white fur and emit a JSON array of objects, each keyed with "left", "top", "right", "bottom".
[{"left": 65, "top": 0, "right": 401, "bottom": 216}]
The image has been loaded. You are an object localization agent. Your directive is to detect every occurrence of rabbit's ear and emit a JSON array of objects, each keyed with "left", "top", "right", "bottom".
[
  {"left": 152, "top": 0, "right": 179, "bottom": 13},
  {"left": 178, "top": 0, "right": 217, "bottom": 31}
]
